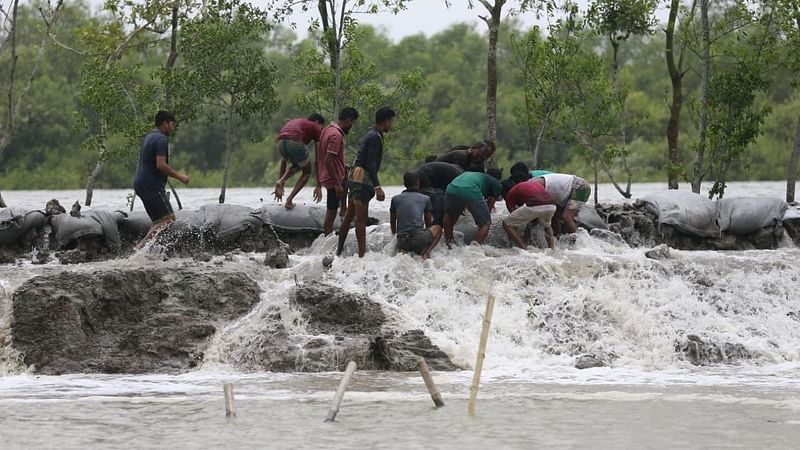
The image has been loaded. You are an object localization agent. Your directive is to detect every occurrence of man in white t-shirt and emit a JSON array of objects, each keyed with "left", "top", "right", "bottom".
[{"left": 532, "top": 173, "right": 591, "bottom": 236}]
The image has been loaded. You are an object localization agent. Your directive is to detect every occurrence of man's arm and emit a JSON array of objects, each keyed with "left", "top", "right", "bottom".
[
  {"left": 365, "top": 135, "right": 382, "bottom": 188},
  {"left": 156, "top": 155, "right": 188, "bottom": 184},
  {"left": 390, "top": 210, "right": 397, "bottom": 234},
  {"left": 424, "top": 211, "right": 433, "bottom": 228},
  {"left": 486, "top": 197, "right": 496, "bottom": 212}
]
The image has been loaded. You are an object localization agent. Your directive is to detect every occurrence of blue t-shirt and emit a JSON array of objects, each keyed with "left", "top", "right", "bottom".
[{"left": 134, "top": 129, "right": 169, "bottom": 193}]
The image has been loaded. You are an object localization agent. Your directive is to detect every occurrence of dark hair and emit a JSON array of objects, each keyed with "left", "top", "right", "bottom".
[
  {"left": 338, "top": 107, "right": 359, "bottom": 121},
  {"left": 403, "top": 171, "right": 419, "bottom": 189},
  {"left": 487, "top": 168, "right": 502, "bottom": 180},
  {"left": 473, "top": 139, "right": 496, "bottom": 154},
  {"left": 424, "top": 155, "right": 437, "bottom": 163},
  {"left": 375, "top": 107, "right": 396, "bottom": 124},
  {"left": 155, "top": 110, "right": 176, "bottom": 127},
  {"left": 308, "top": 113, "right": 326, "bottom": 125},
  {"left": 450, "top": 145, "right": 471, "bottom": 152},
  {"left": 510, "top": 162, "right": 529, "bottom": 175}
]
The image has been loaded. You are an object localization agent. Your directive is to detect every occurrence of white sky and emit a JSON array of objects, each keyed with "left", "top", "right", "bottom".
[{"left": 85, "top": 0, "right": 671, "bottom": 42}]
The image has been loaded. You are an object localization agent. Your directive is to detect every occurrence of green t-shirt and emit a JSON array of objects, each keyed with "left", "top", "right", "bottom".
[{"left": 446, "top": 171, "right": 502, "bottom": 201}]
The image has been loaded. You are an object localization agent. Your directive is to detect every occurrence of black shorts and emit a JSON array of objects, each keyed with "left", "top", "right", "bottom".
[
  {"left": 326, "top": 185, "right": 346, "bottom": 211},
  {"left": 444, "top": 193, "right": 491, "bottom": 227},
  {"left": 421, "top": 188, "right": 445, "bottom": 226},
  {"left": 137, "top": 190, "right": 174, "bottom": 223},
  {"left": 348, "top": 181, "right": 375, "bottom": 204}
]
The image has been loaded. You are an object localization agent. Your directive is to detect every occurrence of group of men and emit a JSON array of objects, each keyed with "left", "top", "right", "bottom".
[
  {"left": 271, "top": 107, "right": 591, "bottom": 259},
  {"left": 131, "top": 108, "right": 590, "bottom": 257}
]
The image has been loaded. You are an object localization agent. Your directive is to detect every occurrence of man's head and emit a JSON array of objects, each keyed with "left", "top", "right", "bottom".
[
  {"left": 487, "top": 168, "right": 502, "bottom": 181},
  {"left": 375, "top": 107, "right": 396, "bottom": 132},
  {"left": 403, "top": 171, "right": 420, "bottom": 190},
  {"left": 470, "top": 140, "right": 496, "bottom": 161},
  {"left": 155, "top": 110, "right": 177, "bottom": 136},
  {"left": 338, "top": 107, "right": 360, "bottom": 133},
  {"left": 308, "top": 113, "right": 326, "bottom": 126}
]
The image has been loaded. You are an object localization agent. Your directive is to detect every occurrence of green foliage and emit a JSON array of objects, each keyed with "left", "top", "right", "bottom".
[
  {"left": 3, "top": 1, "right": 800, "bottom": 193},
  {"left": 171, "top": 0, "right": 279, "bottom": 128}
]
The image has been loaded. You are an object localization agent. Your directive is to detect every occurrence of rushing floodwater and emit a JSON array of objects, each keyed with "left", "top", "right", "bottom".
[{"left": 2, "top": 182, "right": 800, "bottom": 449}]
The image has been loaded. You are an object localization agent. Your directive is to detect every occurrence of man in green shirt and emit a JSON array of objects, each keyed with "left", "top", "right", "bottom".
[{"left": 443, "top": 169, "right": 503, "bottom": 247}]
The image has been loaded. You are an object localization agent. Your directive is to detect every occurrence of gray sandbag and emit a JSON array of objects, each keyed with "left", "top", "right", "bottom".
[
  {"left": 576, "top": 205, "right": 608, "bottom": 230},
  {"left": 0, "top": 209, "right": 46, "bottom": 245},
  {"left": 718, "top": 197, "right": 788, "bottom": 235},
  {"left": 115, "top": 210, "right": 153, "bottom": 238},
  {"left": 641, "top": 191, "right": 720, "bottom": 238},
  {"left": 199, "top": 204, "right": 264, "bottom": 240},
  {"left": 254, "top": 204, "right": 341, "bottom": 232},
  {"left": 50, "top": 209, "right": 121, "bottom": 249}
]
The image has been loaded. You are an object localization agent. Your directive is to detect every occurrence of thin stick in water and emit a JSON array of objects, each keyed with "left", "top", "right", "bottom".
[
  {"left": 418, "top": 357, "right": 445, "bottom": 408},
  {"left": 468, "top": 294, "right": 495, "bottom": 416},
  {"left": 325, "top": 361, "right": 357, "bottom": 422},
  {"left": 224, "top": 383, "right": 236, "bottom": 418}
]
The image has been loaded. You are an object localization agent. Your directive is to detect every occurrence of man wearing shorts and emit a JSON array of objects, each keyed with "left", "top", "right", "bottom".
[
  {"left": 390, "top": 171, "right": 442, "bottom": 259},
  {"left": 314, "top": 107, "right": 360, "bottom": 236},
  {"left": 133, "top": 110, "right": 189, "bottom": 249},
  {"left": 502, "top": 179, "right": 557, "bottom": 250},
  {"left": 336, "top": 107, "right": 396, "bottom": 257},
  {"left": 443, "top": 169, "right": 503, "bottom": 247},
  {"left": 532, "top": 173, "right": 591, "bottom": 236},
  {"left": 273, "top": 113, "right": 326, "bottom": 210},
  {"left": 415, "top": 161, "right": 463, "bottom": 226}
]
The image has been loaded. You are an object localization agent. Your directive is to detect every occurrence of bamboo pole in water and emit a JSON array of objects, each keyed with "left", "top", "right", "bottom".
[
  {"left": 325, "top": 361, "right": 357, "bottom": 422},
  {"left": 418, "top": 358, "right": 445, "bottom": 408},
  {"left": 468, "top": 295, "right": 495, "bottom": 416},
  {"left": 224, "top": 383, "right": 236, "bottom": 418}
]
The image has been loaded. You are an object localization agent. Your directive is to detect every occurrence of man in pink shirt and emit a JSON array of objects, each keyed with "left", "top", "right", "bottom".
[
  {"left": 314, "top": 107, "right": 360, "bottom": 235},
  {"left": 273, "top": 113, "right": 325, "bottom": 209}
]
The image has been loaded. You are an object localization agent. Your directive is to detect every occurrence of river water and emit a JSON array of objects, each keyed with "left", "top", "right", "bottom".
[{"left": 1, "top": 182, "right": 800, "bottom": 449}]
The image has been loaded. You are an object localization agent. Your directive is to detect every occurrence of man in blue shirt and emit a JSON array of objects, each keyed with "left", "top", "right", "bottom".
[{"left": 133, "top": 110, "right": 189, "bottom": 249}]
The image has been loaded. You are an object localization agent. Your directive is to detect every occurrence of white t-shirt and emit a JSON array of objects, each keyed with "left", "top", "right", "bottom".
[{"left": 541, "top": 173, "right": 575, "bottom": 206}]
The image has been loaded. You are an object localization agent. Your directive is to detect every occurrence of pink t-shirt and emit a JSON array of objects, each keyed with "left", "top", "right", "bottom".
[
  {"left": 316, "top": 123, "right": 346, "bottom": 189},
  {"left": 505, "top": 180, "right": 553, "bottom": 212},
  {"left": 277, "top": 118, "right": 322, "bottom": 144}
]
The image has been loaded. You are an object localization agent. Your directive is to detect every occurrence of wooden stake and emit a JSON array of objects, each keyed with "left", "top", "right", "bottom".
[
  {"left": 224, "top": 383, "right": 236, "bottom": 418},
  {"left": 325, "top": 361, "right": 357, "bottom": 422},
  {"left": 418, "top": 358, "right": 445, "bottom": 408},
  {"left": 468, "top": 295, "right": 495, "bottom": 416}
]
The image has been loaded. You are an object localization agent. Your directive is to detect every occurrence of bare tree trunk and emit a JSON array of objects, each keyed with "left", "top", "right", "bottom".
[
  {"left": 219, "top": 104, "right": 235, "bottom": 204},
  {"left": 319, "top": 0, "right": 341, "bottom": 114},
  {"left": 665, "top": 0, "right": 682, "bottom": 190},
  {"left": 164, "top": 2, "right": 179, "bottom": 108},
  {"left": 533, "top": 112, "right": 550, "bottom": 170},
  {"left": 481, "top": 0, "right": 505, "bottom": 169},
  {"left": 600, "top": 158, "right": 631, "bottom": 198},
  {"left": 786, "top": 114, "right": 800, "bottom": 203},
  {"left": 610, "top": 40, "right": 632, "bottom": 197},
  {"left": 592, "top": 159, "right": 599, "bottom": 204},
  {"left": 163, "top": 2, "right": 183, "bottom": 210},
  {"left": 692, "top": 0, "right": 711, "bottom": 194},
  {"left": 85, "top": 121, "right": 107, "bottom": 206}
]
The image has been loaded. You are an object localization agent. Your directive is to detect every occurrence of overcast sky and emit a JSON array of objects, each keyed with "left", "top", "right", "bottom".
[
  {"left": 264, "top": 1, "right": 671, "bottom": 42},
  {"left": 85, "top": 0, "right": 670, "bottom": 42}
]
